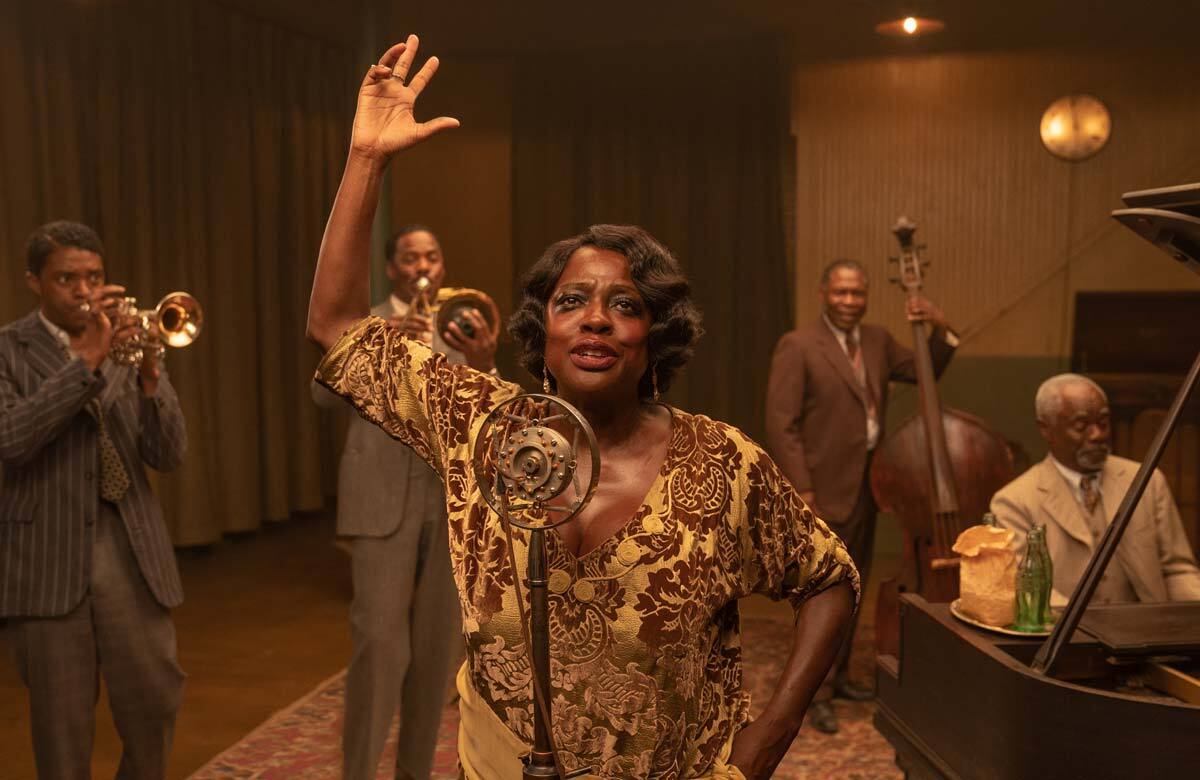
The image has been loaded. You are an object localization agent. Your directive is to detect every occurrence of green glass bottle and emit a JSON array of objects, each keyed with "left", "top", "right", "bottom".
[
  {"left": 1034, "top": 524, "right": 1054, "bottom": 625},
  {"left": 1028, "top": 526, "right": 1050, "bottom": 626},
  {"left": 1013, "top": 529, "right": 1047, "bottom": 632}
]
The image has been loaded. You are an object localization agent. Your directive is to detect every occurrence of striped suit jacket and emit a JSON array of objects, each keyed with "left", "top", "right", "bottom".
[{"left": 0, "top": 310, "right": 187, "bottom": 617}]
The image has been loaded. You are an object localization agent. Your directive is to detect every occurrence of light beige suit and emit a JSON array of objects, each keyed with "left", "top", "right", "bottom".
[
  {"left": 990, "top": 455, "right": 1200, "bottom": 605},
  {"left": 311, "top": 302, "right": 464, "bottom": 780}
]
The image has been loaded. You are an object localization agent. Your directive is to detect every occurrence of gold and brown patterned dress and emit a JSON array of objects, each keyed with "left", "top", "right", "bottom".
[{"left": 316, "top": 317, "right": 859, "bottom": 780}]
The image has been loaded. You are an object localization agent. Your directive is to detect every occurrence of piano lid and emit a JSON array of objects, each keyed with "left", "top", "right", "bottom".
[
  {"left": 1112, "top": 184, "right": 1200, "bottom": 276},
  {"left": 1121, "top": 181, "right": 1200, "bottom": 215}
]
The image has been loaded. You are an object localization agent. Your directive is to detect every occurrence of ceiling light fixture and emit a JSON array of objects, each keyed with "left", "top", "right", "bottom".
[{"left": 875, "top": 15, "right": 946, "bottom": 37}]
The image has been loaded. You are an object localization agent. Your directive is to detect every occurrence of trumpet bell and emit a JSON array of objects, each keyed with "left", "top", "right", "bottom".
[
  {"left": 435, "top": 288, "right": 501, "bottom": 342},
  {"left": 155, "top": 292, "right": 203, "bottom": 347}
]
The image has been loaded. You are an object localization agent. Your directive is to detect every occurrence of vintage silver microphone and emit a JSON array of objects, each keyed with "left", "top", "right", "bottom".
[{"left": 471, "top": 394, "right": 599, "bottom": 779}]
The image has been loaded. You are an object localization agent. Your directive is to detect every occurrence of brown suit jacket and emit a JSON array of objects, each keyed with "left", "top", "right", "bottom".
[
  {"left": 991, "top": 455, "right": 1200, "bottom": 604},
  {"left": 765, "top": 317, "right": 955, "bottom": 522}
]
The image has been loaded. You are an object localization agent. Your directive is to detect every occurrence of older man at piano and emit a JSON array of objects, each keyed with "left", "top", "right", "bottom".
[{"left": 990, "top": 373, "right": 1200, "bottom": 606}]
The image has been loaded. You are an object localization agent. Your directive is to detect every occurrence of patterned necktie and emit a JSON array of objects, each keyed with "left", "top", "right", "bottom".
[
  {"left": 92, "top": 397, "right": 131, "bottom": 503},
  {"left": 1080, "top": 473, "right": 1100, "bottom": 515},
  {"left": 57, "top": 339, "right": 130, "bottom": 502},
  {"left": 844, "top": 331, "right": 877, "bottom": 411}
]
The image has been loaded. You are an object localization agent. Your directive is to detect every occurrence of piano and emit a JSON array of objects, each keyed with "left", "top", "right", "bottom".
[
  {"left": 875, "top": 597, "right": 1200, "bottom": 778},
  {"left": 874, "top": 184, "right": 1200, "bottom": 779}
]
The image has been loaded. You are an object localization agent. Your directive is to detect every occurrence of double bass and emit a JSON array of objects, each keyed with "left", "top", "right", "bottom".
[{"left": 869, "top": 218, "right": 1014, "bottom": 658}]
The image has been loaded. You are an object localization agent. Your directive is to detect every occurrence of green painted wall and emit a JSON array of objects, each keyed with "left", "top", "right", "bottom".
[{"left": 874, "top": 355, "right": 1066, "bottom": 556}]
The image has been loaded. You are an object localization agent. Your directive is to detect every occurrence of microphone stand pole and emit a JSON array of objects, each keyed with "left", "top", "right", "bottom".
[{"left": 524, "top": 525, "right": 558, "bottom": 778}]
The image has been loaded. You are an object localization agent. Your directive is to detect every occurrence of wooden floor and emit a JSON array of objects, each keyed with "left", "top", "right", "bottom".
[
  {"left": 0, "top": 511, "right": 899, "bottom": 780},
  {"left": 0, "top": 512, "right": 354, "bottom": 780}
]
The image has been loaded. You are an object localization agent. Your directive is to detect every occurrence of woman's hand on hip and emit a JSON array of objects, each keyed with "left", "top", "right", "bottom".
[{"left": 728, "top": 715, "right": 799, "bottom": 780}]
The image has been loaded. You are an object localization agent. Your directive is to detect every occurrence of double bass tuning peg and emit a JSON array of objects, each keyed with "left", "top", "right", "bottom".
[{"left": 887, "top": 255, "right": 901, "bottom": 283}]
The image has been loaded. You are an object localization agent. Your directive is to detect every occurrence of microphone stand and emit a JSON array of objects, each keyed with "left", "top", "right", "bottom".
[{"left": 475, "top": 395, "right": 599, "bottom": 780}]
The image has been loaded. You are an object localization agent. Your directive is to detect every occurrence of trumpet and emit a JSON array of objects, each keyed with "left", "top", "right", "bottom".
[
  {"left": 410, "top": 275, "right": 500, "bottom": 343},
  {"left": 434, "top": 287, "right": 500, "bottom": 342},
  {"left": 413, "top": 275, "right": 434, "bottom": 318},
  {"left": 83, "top": 291, "right": 204, "bottom": 366}
]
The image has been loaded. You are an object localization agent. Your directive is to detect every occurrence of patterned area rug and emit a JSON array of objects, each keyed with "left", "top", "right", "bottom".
[{"left": 188, "top": 616, "right": 900, "bottom": 779}]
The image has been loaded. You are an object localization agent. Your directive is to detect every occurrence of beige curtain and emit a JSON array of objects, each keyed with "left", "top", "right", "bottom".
[
  {"left": 511, "top": 40, "right": 791, "bottom": 442},
  {"left": 0, "top": 0, "right": 357, "bottom": 544}
]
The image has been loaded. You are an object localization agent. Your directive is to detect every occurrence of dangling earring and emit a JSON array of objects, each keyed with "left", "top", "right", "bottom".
[
  {"left": 651, "top": 363, "right": 661, "bottom": 402},
  {"left": 543, "top": 364, "right": 553, "bottom": 394}
]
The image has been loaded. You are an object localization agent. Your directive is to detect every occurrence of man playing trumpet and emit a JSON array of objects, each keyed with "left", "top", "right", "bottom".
[
  {"left": 385, "top": 223, "right": 499, "bottom": 367},
  {"left": 312, "top": 224, "right": 498, "bottom": 780},
  {"left": 0, "top": 220, "right": 188, "bottom": 779}
]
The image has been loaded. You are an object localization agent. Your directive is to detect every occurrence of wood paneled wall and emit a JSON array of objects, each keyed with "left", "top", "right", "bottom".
[
  {"left": 792, "top": 46, "right": 1200, "bottom": 353},
  {"left": 791, "top": 45, "right": 1200, "bottom": 544}
]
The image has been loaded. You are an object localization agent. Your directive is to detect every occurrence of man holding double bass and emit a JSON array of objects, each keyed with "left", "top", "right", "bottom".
[{"left": 765, "top": 258, "right": 957, "bottom": 734}]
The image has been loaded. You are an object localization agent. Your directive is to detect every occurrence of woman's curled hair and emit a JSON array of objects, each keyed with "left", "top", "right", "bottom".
[{"left": 508, "top": 224, "right": 703, "bottom": 399}]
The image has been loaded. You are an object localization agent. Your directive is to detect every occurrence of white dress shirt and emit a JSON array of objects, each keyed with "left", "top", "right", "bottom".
[{"left": 39, "top": 309, "right": 75, "bottom": 355}]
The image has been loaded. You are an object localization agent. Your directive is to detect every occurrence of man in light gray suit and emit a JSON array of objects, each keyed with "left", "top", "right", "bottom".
[
  {"left": 312, "top": 225, "right": 497, "bottom": 780},
  {"left": 991, "top": 373, "right": 1200, "bottom": 606},
  {"left": 1, "top": 221, "right": 188, "bottom": 779}
]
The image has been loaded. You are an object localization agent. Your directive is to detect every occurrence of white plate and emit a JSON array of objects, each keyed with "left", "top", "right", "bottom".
[{"left": 949, "top": 599, "right": 1053, "bottom": 637}]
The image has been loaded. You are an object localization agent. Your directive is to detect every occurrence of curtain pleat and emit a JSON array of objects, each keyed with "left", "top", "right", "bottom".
[{"left": 0, "top": 0, "right": 356, "bottom": 544}]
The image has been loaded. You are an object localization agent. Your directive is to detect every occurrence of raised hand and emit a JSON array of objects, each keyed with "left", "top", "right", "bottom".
[
  {"left": 351, "top": 35, "right": 460, "bottom": 163},
  {"left": 307, "top": 34, "right": 457, "bottom": 351}
]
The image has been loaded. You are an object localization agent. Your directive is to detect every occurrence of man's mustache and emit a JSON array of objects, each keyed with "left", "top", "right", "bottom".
[{"left": 1077, "top": 444, "right": 1111, "bottom": 465}]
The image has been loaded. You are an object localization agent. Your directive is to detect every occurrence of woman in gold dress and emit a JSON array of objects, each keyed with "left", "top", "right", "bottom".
[{"left": 307, "top": 36, "right": 858, "bottom": 780}]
